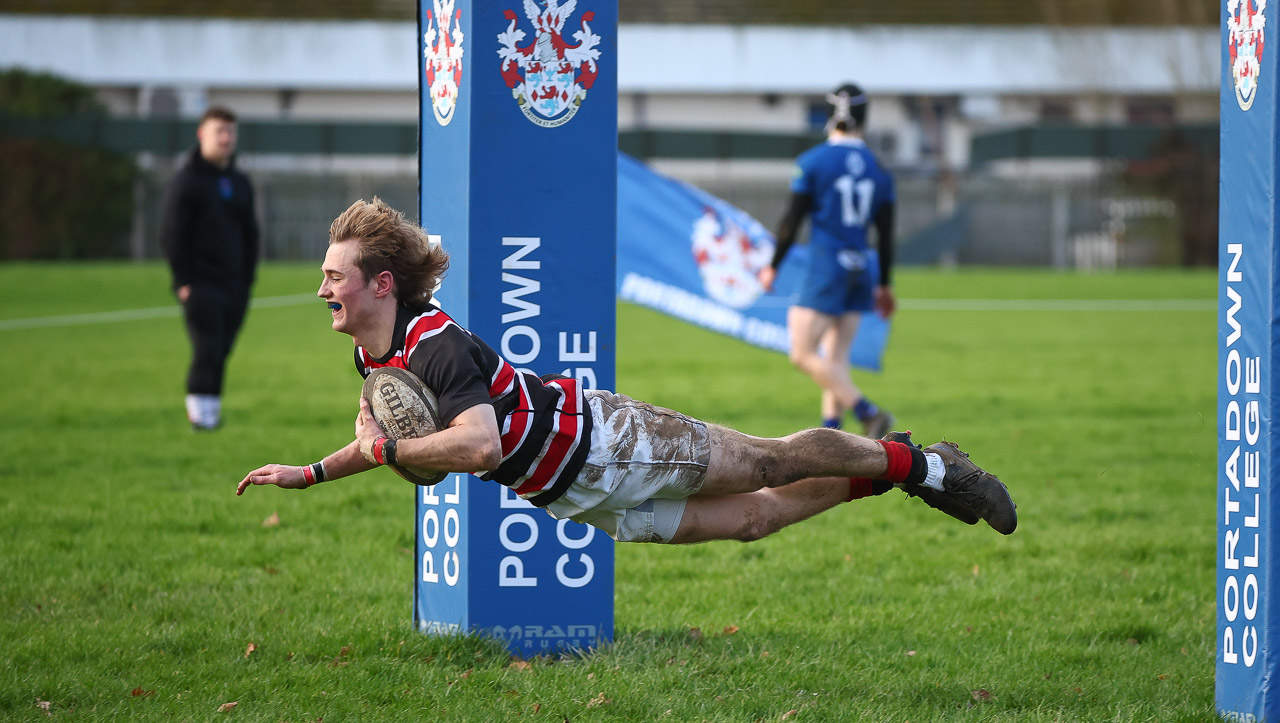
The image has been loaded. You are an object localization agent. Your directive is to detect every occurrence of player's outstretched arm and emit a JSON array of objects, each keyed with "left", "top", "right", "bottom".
[
  {"left": 235, "top": 440, "right": 374, "bottom": 495},
  {"left": 356, "top": 398, "right": 501, "bottom": 473}
]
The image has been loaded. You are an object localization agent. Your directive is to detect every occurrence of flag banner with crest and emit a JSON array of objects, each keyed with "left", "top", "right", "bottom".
[{"left": 616, "top": 152, "right": 890, "bottom": 372}]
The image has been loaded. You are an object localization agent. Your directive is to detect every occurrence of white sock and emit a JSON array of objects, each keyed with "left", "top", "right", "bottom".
[
  {"left": 921, "top": 452, "right": 946, "bottom": 491},
  {"left": 202, "top": 396, "right": 222, "bottom": 426},
  {"left": 187, "top": 394, "right": 221, "bottom": 426},
  {"left": 185, "top": 394, "right": 202, "bottom": 424}
]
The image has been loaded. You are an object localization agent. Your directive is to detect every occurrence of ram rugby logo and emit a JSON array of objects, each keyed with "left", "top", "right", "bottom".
[
  {"left": 423, "top": 0, "right": 464, "bottom": 126},
  {"left": 1228, "top": 0, "right": 1267, "bottom": 111},
  {"left": 497, "top": 0, "right": 602, "bottom": 127}
]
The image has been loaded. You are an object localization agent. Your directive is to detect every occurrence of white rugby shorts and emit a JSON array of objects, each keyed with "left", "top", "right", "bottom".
[{"left": 543, "top": 389, "right": 711, "bottom": 543}]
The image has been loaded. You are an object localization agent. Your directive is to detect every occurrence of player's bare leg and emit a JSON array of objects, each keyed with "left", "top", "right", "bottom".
[
  {"left": 823, "top": 311, "right": 893, "bottom": 436},
  {"left": 671, "top": 477, "right": 854, "bottom": 544},
  {"left": 699, "top": 424, "right": 886, "bottom": 495},
  {"left": 819, "top": 324, "right": 845, "bottom": 423},
  {"left": 787, "top": 306, "right": 859, "bottom": 410},
  {"left": 821, "top": 313, "right": 859, "bottom": 396},
  {"left": 698, "top": 425, "right": 1018, "bottom": 534},
  {"left": 790, "top": 307, "right": 892, "bottom": 435},
  {"left": 821, "top": 390, "right": 841, "bottom": 422},
  {"left": 819, "top": 314, "right": 859, "bottom": 420}
]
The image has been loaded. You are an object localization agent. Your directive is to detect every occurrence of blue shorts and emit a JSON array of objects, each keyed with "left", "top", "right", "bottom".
[{"left": 794, "top": 246, "right": 875, "bottom": 316}]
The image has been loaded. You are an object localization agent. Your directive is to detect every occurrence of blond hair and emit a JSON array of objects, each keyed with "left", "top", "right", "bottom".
[{"left": 328, "top": 198, "right": 449, "bottom": 312}]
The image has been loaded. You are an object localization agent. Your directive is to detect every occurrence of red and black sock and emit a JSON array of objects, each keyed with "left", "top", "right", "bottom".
[
  {"left": 875, "top": 439, "right": 929, "bottom": 486},
  {"left": 847, "top": 478, "right": 894, "bottom": 501},
  {"left": 847, "top": 440, "right": 930, "bottom": 501}
]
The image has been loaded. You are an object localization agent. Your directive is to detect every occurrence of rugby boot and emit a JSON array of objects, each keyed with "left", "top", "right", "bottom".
[
  {"left": 920, "top": 439, "right": 1017, "bottom": 535},
  {"left": 862, "top": 409, "right": 896, "bottom": 439},
  {"left": 882, "top": 431, "right": 979, "bottom": 526}
]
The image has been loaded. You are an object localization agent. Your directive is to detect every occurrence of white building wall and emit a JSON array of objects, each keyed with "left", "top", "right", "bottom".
[
  {"left": 1176, "top": 94, "right": 1220, "bottom": 123},
  {"left": 272, "top": 90, "right": 419, "bottom": 121},
  {"left": 0, "top": 14, "right": 1220, "bottom": 169},
  {"left": 617, "top": 24, "right": 1217, "bottom": 95},
  {"left": 94, "top": 86, "right": 143, "bottom": 116},
  {"left": 621, "top": 93, "right": 810, "bottom": 132},
  {"left": 0, "top": 15, "right": 1218, "bottom": 99}
]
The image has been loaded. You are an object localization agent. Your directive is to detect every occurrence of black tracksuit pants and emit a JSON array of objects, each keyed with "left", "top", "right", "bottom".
[{"left": 181, "top": 283, "right": 250, "bottom": 396}]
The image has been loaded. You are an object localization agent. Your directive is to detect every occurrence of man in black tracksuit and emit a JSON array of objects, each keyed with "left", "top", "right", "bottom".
[{"left": 161, "top": 106, "right": 260, "bottom": 430}]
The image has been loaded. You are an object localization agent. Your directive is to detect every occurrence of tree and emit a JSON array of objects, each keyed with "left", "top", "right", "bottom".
[{"left": 0, "top": 68, "right": 138, "bottom": 259}]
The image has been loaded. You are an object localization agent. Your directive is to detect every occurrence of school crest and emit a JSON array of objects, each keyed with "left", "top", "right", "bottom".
[
  {"left": 691, "top": 207, "right": 774, "bottom": 310},
  {"left": 423, "top": 0, "right": 465, "bottom": 126},
  {"left": 497, "top": 0, "right": 602, "bottom": 127},
  {"left": 1228, "top": 0, "right": 1268, "bottom": 111}
]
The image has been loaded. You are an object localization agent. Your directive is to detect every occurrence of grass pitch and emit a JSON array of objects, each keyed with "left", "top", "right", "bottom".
[{"left": 0, "top": 263, "right": 1215, "bottom": 721}]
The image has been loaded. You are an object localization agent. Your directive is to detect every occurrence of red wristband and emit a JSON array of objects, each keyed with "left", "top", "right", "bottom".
[
  {"left": 302, "top": 464, "right": 316, "bottom": 486},
  {"left": 372, "top": 437, "right": 388, "bottom": 465}
]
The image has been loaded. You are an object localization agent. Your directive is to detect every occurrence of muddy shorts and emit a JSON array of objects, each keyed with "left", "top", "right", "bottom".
[{"left": 543, "top": 389, "right": 711, "bottom": 543}]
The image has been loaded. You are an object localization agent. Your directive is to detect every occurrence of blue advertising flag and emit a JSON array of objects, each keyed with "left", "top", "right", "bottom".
[{"left": 616, "top": 152, "right": 890, "bottom": 371}]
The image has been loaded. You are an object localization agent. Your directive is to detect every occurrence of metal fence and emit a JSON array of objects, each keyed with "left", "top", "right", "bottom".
[
  {"left": 7, "top": 113, "right": 1211, "bottom": 269},
  {"left": 124, "top": 158, "right": 1186, "bottom": 272},
  {"left": 686, "top": 170, "right": 1183, "bottom": 270},
  {"left": 130, "top": 155, "right": 420, "bottom": 262}
]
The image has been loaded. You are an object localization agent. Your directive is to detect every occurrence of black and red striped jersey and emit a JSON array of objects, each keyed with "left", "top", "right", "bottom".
[{"left": 355, "top": 305, "right": 591, "bottom": 507}]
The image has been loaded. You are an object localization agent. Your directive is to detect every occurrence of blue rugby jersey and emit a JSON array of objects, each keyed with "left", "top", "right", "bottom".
[{"left": 789, "top": 137, "right": 895, "bottom": 252}]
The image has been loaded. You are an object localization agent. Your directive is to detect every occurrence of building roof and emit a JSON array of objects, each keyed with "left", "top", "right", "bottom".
[
  {"left": 1, "top": 0, "right": 1216, "bottom": 25},
  {"left": 0, "top": 15, "right": 1218, "bottom": 96}
]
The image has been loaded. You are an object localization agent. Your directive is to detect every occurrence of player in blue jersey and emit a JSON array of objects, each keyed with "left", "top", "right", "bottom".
[{"left": 758, "top": 83, "right": 897, "bottom": 437}]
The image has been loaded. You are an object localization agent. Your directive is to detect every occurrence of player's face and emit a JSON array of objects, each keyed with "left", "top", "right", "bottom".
[
  {"left": 318, "top": 241, "right": 377, "bottom": 338},
  {"left": 196, "top": 118, "right": 237, "bottom": 166}
]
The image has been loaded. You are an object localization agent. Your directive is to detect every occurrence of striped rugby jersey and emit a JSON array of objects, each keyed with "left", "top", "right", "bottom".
[{"left": 355, "top": 305, "right": 592, "bottom": 506}]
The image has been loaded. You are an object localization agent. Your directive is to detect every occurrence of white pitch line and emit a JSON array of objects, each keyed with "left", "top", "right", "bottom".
[
  {"left": 0, "top": 295, "right": 1215, "bottom": 332},
  {"left": 751, "top": 297, "right": 1214, "bottom": 312},
  {"left": 0, "top": 293, "right": 319, "bottom": 332},
  {"left": 899, "top": 298, "right": 1215, "bottom": 312}
]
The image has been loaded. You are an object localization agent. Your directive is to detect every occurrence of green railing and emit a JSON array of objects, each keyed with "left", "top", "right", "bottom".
[
  {"left": 0, "top": 113, "right": 1217, "bottom": 163},
  {"left": 0, "top": 113, "right": 827, "bottom": 160},
  {"left": 969, "top": 123, "right": 1217, "bottom": 164},
  {"left": 0, "top": 114, "right": 420, "bottom": 155}
]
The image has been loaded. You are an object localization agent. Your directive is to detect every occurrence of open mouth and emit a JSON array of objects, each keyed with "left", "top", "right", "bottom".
[{"left": 327, "top": 302, "right": 343, "bottom": 312}]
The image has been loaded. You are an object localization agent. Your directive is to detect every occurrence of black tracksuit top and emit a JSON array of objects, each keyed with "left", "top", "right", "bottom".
[{"left": 161, "top": 147, "right": 260, "bottom": 290}]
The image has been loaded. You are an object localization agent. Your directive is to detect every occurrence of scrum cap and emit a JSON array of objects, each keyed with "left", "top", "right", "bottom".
[{"left": 826, "top": 83, "right": 868, "bottom": 132}]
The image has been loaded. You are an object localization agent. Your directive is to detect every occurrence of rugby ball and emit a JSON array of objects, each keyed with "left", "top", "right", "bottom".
[{"left": 361, "top": 367, "right": 447, "bottom": 486}]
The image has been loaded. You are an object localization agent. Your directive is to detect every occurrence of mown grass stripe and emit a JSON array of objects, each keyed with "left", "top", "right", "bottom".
[
  {"left": 0, "top": 295, "right": 1213, "bottom": 332},
  {"left": 0, "top": 293, "right": 319, "bottom": 331}
]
